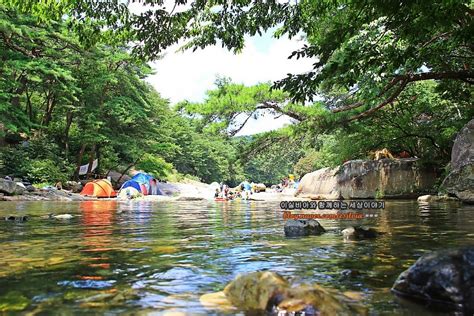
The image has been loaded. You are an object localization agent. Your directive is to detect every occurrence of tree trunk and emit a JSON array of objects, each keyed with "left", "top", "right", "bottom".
[
  {"left": 25, "top": 86, "right": 33, "bottom": 122},
  {"left": 86, "top": 144, "right": 96, "bottom": 179},
  {"left": 74, "top": 144, "right": 87, "bottom": 180},
  {"left": 117, "top": 156, "right": 142, "bottom": 184},
  {"left": 11, "top": 74, "right": 27, "bottom": 110},
  {"left": 42, "top": 93, "right": 56, "bottom": 126},
  {"left": 96, "top": 144, "right": 100, "bottom": 177},
  {"left": 64, "top": 111, "right": 73, "bottom": 158}
]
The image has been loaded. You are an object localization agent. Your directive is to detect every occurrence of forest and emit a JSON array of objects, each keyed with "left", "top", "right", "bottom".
[{"left": 0, "top": 1, "right": 472, "bottom": 187}]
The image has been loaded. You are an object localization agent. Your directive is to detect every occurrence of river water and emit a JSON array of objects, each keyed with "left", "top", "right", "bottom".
[{"left": 0, "top": 200, "right": 473, "bottom": 315}]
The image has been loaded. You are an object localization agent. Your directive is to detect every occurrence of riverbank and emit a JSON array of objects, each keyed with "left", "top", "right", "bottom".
[
  {"left": 0, "top": 179, "right": 300, "bottom": 202},
  {"left": 0, "top": 179, "right": 465, "bottom": 203}
]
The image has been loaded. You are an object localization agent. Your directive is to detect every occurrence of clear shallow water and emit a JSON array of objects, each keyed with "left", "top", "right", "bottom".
[{"left": 0, "top": 200, "right": 473, "bottom": 315}]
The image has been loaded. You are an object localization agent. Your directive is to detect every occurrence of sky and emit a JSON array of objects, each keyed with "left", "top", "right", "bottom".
[{"left": 145, "top": 30, "right": 313, "bottom": 136}]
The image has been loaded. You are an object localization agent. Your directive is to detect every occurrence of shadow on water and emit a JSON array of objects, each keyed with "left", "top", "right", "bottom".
[{"left": 0, "top": 199, "right": 473, "bottom": 314}]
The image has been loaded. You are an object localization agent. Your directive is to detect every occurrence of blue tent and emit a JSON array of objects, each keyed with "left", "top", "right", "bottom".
[
  {"left": 131, "top": 173, "right": 153, "bottom": 184},
  {"left": 129, "top": 173, "right": 164, "bottom": 195},
  {"left": 120, "top": 180, "right": 142, "bottom": 192}
]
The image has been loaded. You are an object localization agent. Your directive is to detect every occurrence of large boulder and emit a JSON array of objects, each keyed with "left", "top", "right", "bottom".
[
  {"left": 284, "top": 219, "right": 326, "bottom": 237},
  {"left": 106, "top": 171, "right": 131, "bottom": 188},
  {"left": 450, "top": 119, "right": 474, "bottom": 171},
  {"left": 441, "top": 119, "right": 474, "bottom": 203},
  {"left": 296, "top": 159, "right": 436, "bottom": 199},
  {"left": 392, "top": 247, "right": 474, "bottom": 313},
  {"left": 0, "top": 179, "right": 25, "bottom": 195}
]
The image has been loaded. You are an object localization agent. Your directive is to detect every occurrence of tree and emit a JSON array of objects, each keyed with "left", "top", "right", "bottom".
[
  {"left": 176, "top": 78, "right": 305, "bottom": 136},
  {"left": 7, "top": 0, "right": 471, "bottom": 124}
]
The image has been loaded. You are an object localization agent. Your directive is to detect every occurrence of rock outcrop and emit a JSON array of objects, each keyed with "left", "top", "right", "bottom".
[
  {"left": 392, "top": 247, "right": 474, "bottom": 313},
  {"left": 441, "top": 119, "right": 474, "bottom": 203},
  {"left": 450, "top": 119, "right": 474, "bottom": 171},
  {"left": 296, "top": 158, "right": 436, "bottom": 199},
  {"left": 0, "top": 179, "right": 25, "bottom": 195}
]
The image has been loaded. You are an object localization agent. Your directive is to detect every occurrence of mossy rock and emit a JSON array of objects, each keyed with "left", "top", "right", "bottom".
[
  {"left": 201, "top": 271, "right": 368, "bottom": 315},
  {"left": 223, "top": 271, "right": 289, "bottom": 310},
  {"left": 0, "top": 291, "right": 30, "bottom": 312}
]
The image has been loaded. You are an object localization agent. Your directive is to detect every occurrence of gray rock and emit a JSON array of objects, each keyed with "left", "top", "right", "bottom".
[
  {"left": 392, "top": 247, "right": 474, "bottom": 313},
  {"left": 441, "top": 119, "right": 474, "bottom": 203},
  {"left": 176, "top": 196, "right": 206, "bottom": 201},
  {"left": 340, "top": 269, "right": 361, "bottom": 278},
  {"left": 284, "top": 219, "right": 326, "bottom": 237},
  {"left": 0, "top": 179, "right": 25, "bottom": 195},
  {"left": 450, "top": 119, "right": 474, "bottom": 170},
  {"left": 53, "top": 214, "right": 74, "bottom": 220},
  {"left": 26, "top": 185, "right": 36, "bottom": 192},
  {"left": 296, "top": 159, "right": 436, "bottom": 199},
  {"left": 63, "top": 181, "right": 83, "bottom": 193},
  {"left": 417, "top": 194, "right": 460, "bottom": 202},
  {"left": 442, "top": 164, "right": 474, "bottom": 204},
  {"left": 4, "top": 215, "right": 28, "bottom": 222},
  {"left": 342, "top": 226, "right": 378, "bottom": 239},
  {"left": 106, "top": 170, "right": 131, "bottom": 187}
]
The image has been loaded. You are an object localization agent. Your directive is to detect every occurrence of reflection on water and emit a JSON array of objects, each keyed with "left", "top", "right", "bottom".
[{"left": 0, "top": 200, "right": 473, "bottom": 314}]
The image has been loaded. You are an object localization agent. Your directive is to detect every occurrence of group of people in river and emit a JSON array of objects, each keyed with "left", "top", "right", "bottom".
[
  {"left": 272, "top": 175, "right": 297, "bottom": 193},
  {"left": 214, "top": 181, "right": 253, "bottom": 200}
]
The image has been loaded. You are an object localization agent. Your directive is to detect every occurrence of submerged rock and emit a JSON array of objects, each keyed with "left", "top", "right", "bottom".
[
  {"left": 342, "top": 226, "right": 378, "bottom": 240},
  {"left": 52, "top": 214, "right": 74, "bottom": 220},
  {"left": 224, "top": 271, "right": 289, "bottom": 310},
  {"left": 175, "top": 196, "right": 206, "bottom": 201},
  {"left": 284, "top": 219, "right": 326, "bottom": 237},
  {"left": 4, "top": 215, "right": 28, "bottom": 222},
  {"left": 201, "top": 271, "right": 367, "bottom": 315},
  {"left": 441, "top": 119, "right": 474, "bottom": 203},
  {"left": 340, "top": 269, "right": 361, "bottom": 279},
  {"left": 392, "top": 247, "right": 474, "bottom": 313},
  {"left": 417, "top": 194, "right": 460, "bottom": 202},
  {"left": 296, "top": 159, "right": 436, "bottom": 199}
]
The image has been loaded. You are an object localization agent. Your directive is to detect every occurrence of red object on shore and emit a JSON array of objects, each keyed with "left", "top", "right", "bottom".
[
  {"left": 80, "top": 179, "right": 116, "bottom": 198},
  {"left": 398, "top": 151, "right": 410, "bottom": 158}
]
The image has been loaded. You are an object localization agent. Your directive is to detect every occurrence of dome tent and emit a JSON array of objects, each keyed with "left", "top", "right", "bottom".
[{"left": 80, "top": 179, "right": 116, "bottom": 198}]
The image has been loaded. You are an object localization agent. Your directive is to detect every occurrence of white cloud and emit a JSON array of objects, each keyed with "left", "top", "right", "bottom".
[{"left": 146, "top": 31, "right": 313, "bottom": 134}]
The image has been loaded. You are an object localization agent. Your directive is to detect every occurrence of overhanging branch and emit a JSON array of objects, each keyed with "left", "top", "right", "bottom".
[
  {"left": 331, "top": 70, "right": 473, "bottom": 121},
  {"left": 256, "top": 101, "right": 305, "bottom": 121}
]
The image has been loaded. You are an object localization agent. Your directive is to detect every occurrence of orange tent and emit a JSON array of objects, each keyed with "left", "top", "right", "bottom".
[{"left": 80, "top": 180, "right": 117, "bottom": 198}]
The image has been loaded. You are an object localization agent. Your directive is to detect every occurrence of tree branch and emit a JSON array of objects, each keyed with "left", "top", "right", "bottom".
[
  {"left": 332, "top": 70, "right": 473, "bottom": 121},
  {"left": 229, "top": 112, "right": 254, "bottom": 136},
  {"left": 256, "top": 101, "right": 305, "bottom": 121},
  {"left": 346, "top": 79, "right": 408, "bottom": 122}
]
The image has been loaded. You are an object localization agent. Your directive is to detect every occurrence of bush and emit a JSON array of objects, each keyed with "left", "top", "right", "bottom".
[{"left": 24, "top": 159, "right": 71, "bottom": 184}]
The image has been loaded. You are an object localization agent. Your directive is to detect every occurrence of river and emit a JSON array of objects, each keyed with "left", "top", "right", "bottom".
[{"left": 0, "top": 200, "right": 473, "bottom": 314}]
